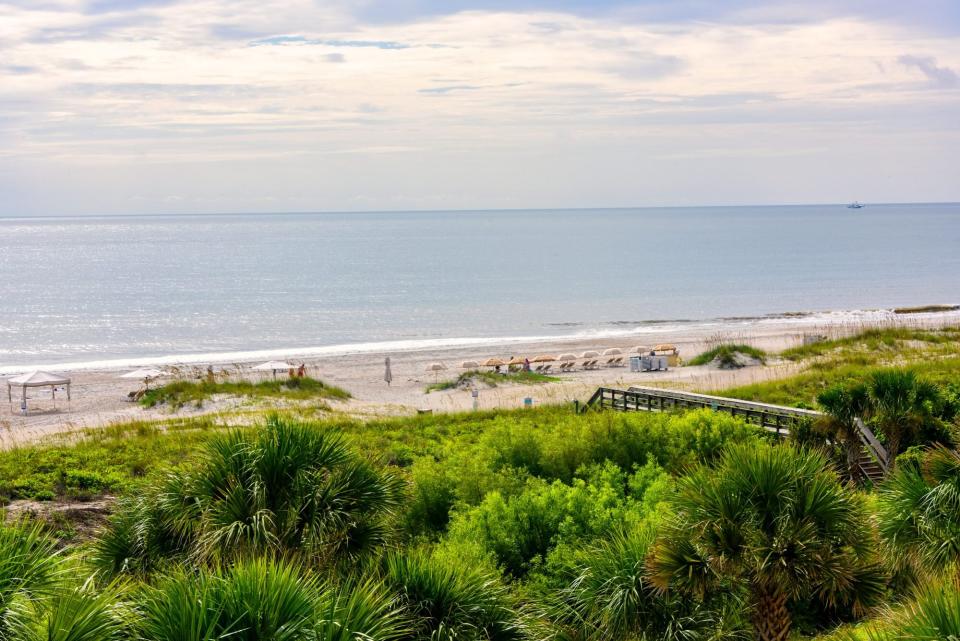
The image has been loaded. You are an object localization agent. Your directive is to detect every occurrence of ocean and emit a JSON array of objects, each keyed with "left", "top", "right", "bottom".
[{"left": 1, "top": 203, "right": 958, "bottom": 371}]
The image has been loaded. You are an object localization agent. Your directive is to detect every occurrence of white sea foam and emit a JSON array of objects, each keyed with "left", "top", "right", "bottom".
[{"left": 2, "top": 306, "right": 956, "bottom": 375}]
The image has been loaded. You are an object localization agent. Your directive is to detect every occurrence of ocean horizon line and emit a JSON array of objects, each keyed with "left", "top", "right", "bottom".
[{"left": 2, "top": 200, "right": 959, "bottom": 222}]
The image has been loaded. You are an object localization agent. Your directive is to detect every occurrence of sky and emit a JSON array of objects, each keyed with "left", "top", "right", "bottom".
[{"left": 1, "top": 0, "right": 959, "bottom": 215}]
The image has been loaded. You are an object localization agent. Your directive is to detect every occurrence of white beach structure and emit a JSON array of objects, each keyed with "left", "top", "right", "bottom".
[
  {"left": 6, "top": 371, "right": 71, "bottom": 413},
  {"left": 253, "top": 360, "right": 294, "bottom": 378}
]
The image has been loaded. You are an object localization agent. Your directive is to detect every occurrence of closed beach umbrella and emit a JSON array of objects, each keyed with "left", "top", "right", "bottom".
[
  {"left": 384, "top": 356, "right": 393, "bottom": 386},
  {"left": 581, "top": 351, "right": 600, "bottom": 359},
  {"left": 531, "top": 355, "right": 556, "bottom": 363},
  {"left": 603, "top": 348, "right": 622, "bottom": 356},
  {"left": 253, "top": 360, "right": 294, "bottom": 378},
  {"left": 461, "top": 360, "right": 480, "bottom": 369},
  {"left": 557, "top": 353, "right": 577, "bottom": 362},
  {"left": 481, "top": 358, "right": 506, "bottom": 368}
]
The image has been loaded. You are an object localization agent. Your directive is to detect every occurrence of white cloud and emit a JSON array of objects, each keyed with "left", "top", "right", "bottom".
[{"left": 0, "top": 2, "right": 958, "bottom": 213}]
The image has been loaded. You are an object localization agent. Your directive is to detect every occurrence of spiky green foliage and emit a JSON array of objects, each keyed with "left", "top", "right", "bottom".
[
  {"left": 383, "top": 552, "right": 525, "bottom": 641},
  {"left": 816, "top": 382, "right": 873, "bottom": 483},
  {"left": 0, "top": 523, "right": 66, "bottom": 640},
  {"left": 313, "top": 578, "right": 409, "bottom": 641},
  {"left": 136, "top": 558, "right": 320, "bottom": 641},
  {"left": 879, "top": 446, "right": 960, "bottom": 576},
  {"left": 91, "top": 416, "right": 404, "bottom": 575},
  {"left": 548, "top": 525, "right": 733, "bottom": 641},
  {"left": 868, "top": 369, "right": 943, "bottom": 463},
  {"left": 24, "top": 580, "right": 127, "bottom": 641},
  {"left": 648, "top": 443, "right": 886, "bottom": 641},
  {"left": 829, "top": 579, "right": 960, "bottom": 641}
]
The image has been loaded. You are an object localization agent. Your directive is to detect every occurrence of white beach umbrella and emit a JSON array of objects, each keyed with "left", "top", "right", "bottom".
[
  {"left": 120, "top": 368, "right": 167, "bottom": 380},
  {"left": 253, "top": 360, "right": 294, "bottom": 378},
  {"left": 581, "top": 350, "right": 600, "bottom": 359},
  {"left": 120, "top": 368, "right": 168, "bottom": 389},
  {"left": 602, "top": 348, "right": 622, "bottom": 356},
  {"left": 557, "top": 353, "right": 577, "bottom": 362}
]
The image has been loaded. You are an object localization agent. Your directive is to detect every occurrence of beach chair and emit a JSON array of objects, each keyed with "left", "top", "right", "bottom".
[{"left": 542, "top": 364, "right": 552, "bottom": 373}]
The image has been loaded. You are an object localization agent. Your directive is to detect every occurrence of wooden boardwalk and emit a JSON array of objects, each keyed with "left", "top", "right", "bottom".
[{"left": 581, "top": 385, "right": 890, "bottom": 480}]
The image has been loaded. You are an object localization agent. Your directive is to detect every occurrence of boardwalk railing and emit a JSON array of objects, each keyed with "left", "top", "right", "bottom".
[{"left": 581, "top": 386, "right": 890, "bottom": 477}]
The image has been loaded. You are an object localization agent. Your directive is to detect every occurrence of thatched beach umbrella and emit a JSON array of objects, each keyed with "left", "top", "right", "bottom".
[
  {"left": 531, "top": 355, "right": 556, "bottom": 363},
  {"left": 461, "top": 360, "right": 480, "bottom": 369},
  {"left": 481, "top": 358, "right": 506, "bottom": 369},
  {"left": 507, "top": 357, "right": 526, "bottom": 366},
  {"left": 425, "top": 361, "right": 447, "bottom": 383},
  {"left": 634, "top": 345, "right": 650, "bottom": 354}
]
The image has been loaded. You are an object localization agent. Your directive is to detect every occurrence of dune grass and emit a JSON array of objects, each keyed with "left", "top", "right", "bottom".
[
  {"left": 425, "top": 369, "right": 559, "bottom": 393},
  {"left": 140, "top": 376, "right": 351, "bottom": 409},
  {"left": 686, "top": 344, "right": 767, "bottom": 368},
  {"left": 0, "top": 415, "right": 228, "bottom": 503}
]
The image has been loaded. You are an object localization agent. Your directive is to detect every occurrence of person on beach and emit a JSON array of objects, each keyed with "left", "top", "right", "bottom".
[
  {"left": 523, "top": 358, "right": 530, "bottom": 372},
  {"left": 297, "top": 363, "right": 306, "bottom": 378}
]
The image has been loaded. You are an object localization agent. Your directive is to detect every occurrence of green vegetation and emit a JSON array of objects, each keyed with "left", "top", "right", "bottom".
[
  {"left": 2, "top": 331, "right": 960, "bottom": 641},
  {"left": 686, "top": 343, "right": 767, "bottom": 367},
  {"left": 140, "top": 376, "right": 351, "bottom": 409},
  {"left": 425, "top": 369, "right": 559, "bottom": 392}
]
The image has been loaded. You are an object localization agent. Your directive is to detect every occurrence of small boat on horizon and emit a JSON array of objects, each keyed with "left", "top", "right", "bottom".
[{"left": 847, "top": 201, "right": 864, "bottom": 209}]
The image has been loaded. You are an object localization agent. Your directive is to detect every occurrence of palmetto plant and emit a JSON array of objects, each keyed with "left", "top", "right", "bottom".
[
  {"left": 830, "top": 579, "right": 960, "bottom": 641},
  {"left": 548, "top": 525, "right": 730, "bottom": 641},
  {"left": 23, "top": 579, "right": 128, "bottom": 641},
  {"left": 92, "top": 416, "right": 405, "bottom": 575},
  {"left": 817, "top": 382, "right": 872, "bottom": 483},
  {"left": 0, "top": 523, "right": 66, "bottom": 640},
  {"left": 648, "top": 443, "right": 886, "bottom": 641},
  {"left": 878, "top": 445, "right": 960, "bottom": 576},
  {"left": 382, "top": 552, "right": 526, "bottom": 641},
  {"left": 868, "top": 369, "right": 940, "bottom": 464}
]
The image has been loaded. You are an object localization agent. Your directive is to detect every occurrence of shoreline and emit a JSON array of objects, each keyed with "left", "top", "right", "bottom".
[
  {"left": 1, "top": 309, "right": 958, "bottom": 445},
  {"left": 2, "top": 306, "right": 958, "bottom": 376}
]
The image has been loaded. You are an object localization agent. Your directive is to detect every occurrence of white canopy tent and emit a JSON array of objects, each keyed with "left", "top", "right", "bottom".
[
  {"left": 252, "top": 360, "right": 294, "bottom": 378},
  {"left": 6, "top": 371, "right": 71, "bottom": 413}
]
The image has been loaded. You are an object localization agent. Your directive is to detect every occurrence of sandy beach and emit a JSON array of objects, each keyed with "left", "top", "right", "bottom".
[{"left": 3, "top": 313, "right": 957, "bottom": 446}]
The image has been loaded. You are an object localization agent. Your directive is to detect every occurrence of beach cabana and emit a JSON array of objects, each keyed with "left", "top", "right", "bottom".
[
  {"left": 253, "top": 360, "right": 294, "bottom": 378},
  {"left": 7, "top": 371, "right": 71, "bottom": 413},
  {"left": 653, "top": 344, "right": 681, "bottom": 366}
]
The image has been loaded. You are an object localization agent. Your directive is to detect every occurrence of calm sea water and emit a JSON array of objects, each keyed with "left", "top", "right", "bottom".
[{"left": 1, "top": 204, "right": 958, "bottom": 370}]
